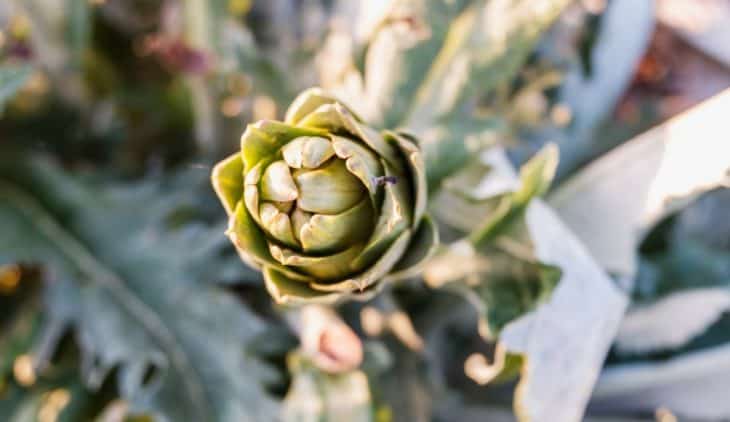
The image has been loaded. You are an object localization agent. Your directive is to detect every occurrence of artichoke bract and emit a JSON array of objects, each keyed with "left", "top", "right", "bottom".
[{"left": 212, "top": 88, "right": 438, "bottom": 304}]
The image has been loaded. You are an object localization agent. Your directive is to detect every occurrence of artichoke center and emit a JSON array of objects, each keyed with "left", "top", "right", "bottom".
[{"left": 257, "top": 136, "right": 376, "bottom": 254}]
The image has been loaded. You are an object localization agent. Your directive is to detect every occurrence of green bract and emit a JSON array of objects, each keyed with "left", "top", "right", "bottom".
[{"left": 211, "top": 88, "right": 438, "bottom": 305}]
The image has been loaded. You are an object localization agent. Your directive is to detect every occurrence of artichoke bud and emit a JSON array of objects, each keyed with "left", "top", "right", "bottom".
[{"left": 211, "top": 88, "right": 438, "bottom": 305}]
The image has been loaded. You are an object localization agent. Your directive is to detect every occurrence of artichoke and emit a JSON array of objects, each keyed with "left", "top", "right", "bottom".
[{"left": 211, "top": 88, "right": 438, "bottom": 304}]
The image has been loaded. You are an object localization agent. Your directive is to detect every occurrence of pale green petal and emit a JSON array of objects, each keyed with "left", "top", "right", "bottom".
[
  {"left": 261, "top": 160, "right": 299, "bottom": 202},
  {"left": 260, "top": 202, "right": 298, "bottom": 247},
  {"left": 282, "top": 136, "right": 335, "bottom": 169},
  {"left": 293, "top": 159, "right": 367, "bottom": 214},
  {"left": 383, "top": 215, "right": 439, "bottom": 283},
  {"left": 298, "top": 103, "right": 404, "bottom": 172},
  {"left": 227, "top": 201, "right": 275, "bottom": 266},
  {"left": 285, "top": 88, "right": 340, "bottom": 125},
  {"left": 273, "top": 201, "right": 294, "bottom": 213},
  {"left": 291, "top": 207, "right": 312, "bottom": 245},
  {"left": 243, "top": 161, "right": 265, "bottom": 226},
  {"left": 296, "top": 103, "right": 350, "bottom": 134},
  {"left": 269, "top": 243, "right": 364, "bottom": 281},
  {"left": 386, "top": 131, "right": 428, "bottom": 225},
  {"left": 210, "top": 153, "right": 243, "bottom": 215},
  {"left": 347, "top": 118, "right": 405, "bottom": 174},
  {"left": 352, "top": 162, "right": 412, "bottom": 269},
  {"left": 264, "top": 266, "right": 342, "bottom": 306},
  {"left": 241, "top": 120, "right": 326, "bottom": 171},
  {"left": 331, "top": 135, "right": 384, "bottom": 196},
  {"left": 310, "top": 229, "right": 411, "bottom": 292},
  {"left": 298, "top": 200, "right": 374, "bottom": 253}
]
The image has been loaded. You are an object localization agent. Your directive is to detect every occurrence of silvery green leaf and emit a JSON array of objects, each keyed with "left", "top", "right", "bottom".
[
  {"left": 610, "top": 187, "right": 730, "bottom": 361},
  {"left": 0, "top": 157, "right": 278, "bottom": 422},
  {"left": 615, "top": 288, "right": 730, "bottom": 355},
  {"left": 592, "top": 341, "right": 730, "bottom": 420},
  {"left": 499, "top": 200, "right": 628, "bottom": 422},
  {"left": 549, "top": 89, "right": 730, "bottom": 278}
]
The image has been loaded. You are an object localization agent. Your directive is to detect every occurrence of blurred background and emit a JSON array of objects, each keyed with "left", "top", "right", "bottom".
[{"left": 1, "top": 0, "right": 729, "bottom": 421}]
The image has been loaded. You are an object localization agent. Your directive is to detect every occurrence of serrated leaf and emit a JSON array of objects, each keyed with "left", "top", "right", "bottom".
[{"left": 0, "top": 157, "right": 278, "bottom": 422}]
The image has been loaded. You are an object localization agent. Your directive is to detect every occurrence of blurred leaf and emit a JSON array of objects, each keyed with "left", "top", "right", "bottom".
[
  {"left": 614, "top": 288, "right": 730, "bottom": 356},
  {"left": 0, "top": 372, "right": 106, "bottom": 422},
  {"left": 0, "top": 282, "right": 116, "bottom": 422},
  {"left": 500, "top": 200, "right": 627, "bottom": 422},
  {"left": 552, "top": 0, "right": 655, "bottom": 179},
  {"left": 549, "top": 88, "right": 730, "bottom": 278},
  {"left": 0, "top": 157, "right": 278, "bottom": 422},
  {"left": 420, "top": 115, "right": 503, "bottom": 192},
  {"left": 613, "top": 188, "right": 730, "bottom": 355},
  {"left": 594, "top": 336, "right": 730, "bottom": 419},
  {"left": 404, "top": 0, "right": 574, "bottom": 130},
  {"left": 223, "top": 23, "right": 293, "bottom": 104},
  {"left": 330, "top": 0, "right": 572, "bottom": 135},
  {"left": 0, "top": 285, "right": 42, "bottom": 384},
  {"left": 0, "top": 65, "right": 33, "bottom": 113},
  {"left": 356, "top": 0, "right": 473, "bottom": 128},
  {"left": 636, "top": 239, "right": 730, "bottom": 301},
  {"left": 66, "top": 0, "right": 92, "bottom": 69},
  {"left": 184, "top": 0, "right": 229, "bottom": 53}
]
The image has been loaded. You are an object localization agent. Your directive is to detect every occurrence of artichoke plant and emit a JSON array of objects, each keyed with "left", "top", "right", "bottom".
[{"left": 211, "top": 88, "right": 438, "bottom": 304}]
